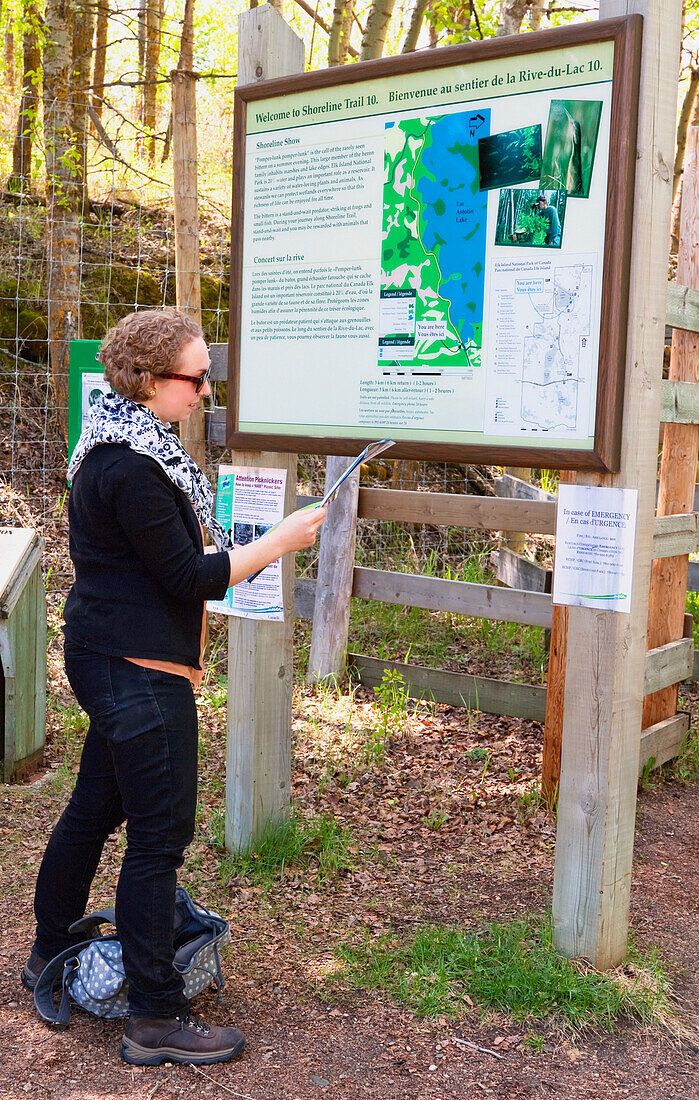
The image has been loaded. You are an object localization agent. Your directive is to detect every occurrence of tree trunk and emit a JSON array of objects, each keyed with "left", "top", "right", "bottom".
[
  {"left": 642, "top": 124, "right": 699, "bottom": 729},
  {"left": 92, "top": 1, "right": 109, "bottom": 120},
  {"left": 671, "top": 65, "right": 699, "bottom": 259},
  {"left": 527, "top": 0, "right": 545, "bottom": 29},
  {"left": 137, "top": 0, "right": 146, "bottom": 76},
  {"left": 72, "top": 0, "right": 96, "bottom": 214},
  {"left": 401, "top": 0, "right": 428, "bottom": 52},
  {"left": 44, "top": 0, "right": 82, "bottom": 441},
  {"left": 7, "top": 4, "right": 41, "bottom": 192},
  {"left": 5, "top": 30, "right": 15, "bottom": 90},
  {"left": 339, "top": 0, "right": 354, "bottom": 62},
  {"left": 328, "top": 0, "right": 355, "bottom": 66},
  {"left": 142, "top": 0, "right": 164, "bottom": 164},
  {"left": 360, "top": 0, "right": 396, "bottom": 60},
  {"left": 179, "top": 0, "right": 195, "bottom": 69},
  {"left": 673, "top": 65, "right": 699, "bottom": 204},
  {"left": 496, "top": 0, "right": 533, "bottom": 36},
  {"left": 172, "top": 69, "right": 205, "bottom": 467},
  {"left": 161, "top": 0, "right": 194, "bottom": 164},
  {"left": 391, "top": 458, "right": 421, "bottom": 490}
]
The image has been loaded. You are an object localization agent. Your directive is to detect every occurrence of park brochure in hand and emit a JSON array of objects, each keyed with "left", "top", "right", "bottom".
[
  {"left": 320, "top": 438, "right": 396, "bottom": 506},
  {"left": 245, "top": 438, "right": 396, "bottom": 584}
]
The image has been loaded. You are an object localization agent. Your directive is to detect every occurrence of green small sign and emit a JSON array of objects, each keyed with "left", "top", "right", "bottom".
[{"left": 68, "top": 339, "right": 110, "bottom": 463}]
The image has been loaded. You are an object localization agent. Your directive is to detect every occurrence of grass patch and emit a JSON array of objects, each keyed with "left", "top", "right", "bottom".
[
  {"left": 348, "top": 546, "right": 547, "bottom": 681},
  {"left": 295, "top": 537, "right": 548, "bottom": 683},
  {"left": 672, "top": 724, "right": 699, "bottom": 784},
  {"left": 218, "top": 810, "right": 354, "bottom": 887},
  {"left": 685, "top": 588, "right": 699, "bottom": 647},
  {"left": 46, "top": 699, "right": 89, "bottom": 791},
  {"left": 328, "top": 915, "right": 673, "bottom": 1030}
]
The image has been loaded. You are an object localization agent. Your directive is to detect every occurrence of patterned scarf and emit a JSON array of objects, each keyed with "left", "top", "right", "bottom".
[{"left": 68, "top": 392, "right": 233, "bottom": 551}]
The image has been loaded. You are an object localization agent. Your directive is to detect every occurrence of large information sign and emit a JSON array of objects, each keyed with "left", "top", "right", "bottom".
[{"left": 228, "top": 18, "right": 641, "bottom": 471}]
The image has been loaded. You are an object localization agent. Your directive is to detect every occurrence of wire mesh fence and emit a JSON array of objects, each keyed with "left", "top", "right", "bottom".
[{"left": 0, "top": 85, "right": 517, "bottom": 711}]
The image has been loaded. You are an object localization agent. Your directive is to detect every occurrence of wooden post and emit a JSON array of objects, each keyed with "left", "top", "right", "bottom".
[
  {"left": 308, "top": 456, "right": 360, "bottom": 684},
  {"left": 226, "top": 5, "right": 304, "bottom": 853},
  {"left": 225, "top": 450, "right": 297, "bottom": 852},
  {"left": 501, "top": 466, "right": 531, "bottom": 555},
  {"left": 172, "top": 67, "right": 205, "bottom": 469},
  {"left": 642, "top": 125, "right": 699, "bottom": 729},
  {"left": 541, "top": 469, "right": 574, "bottom": 803},
  {"left": 552, "top": 0, "right": 680, "bottom": 969},
  {"left": 541, "top": 603, "right": 567, "bottom": 803}
]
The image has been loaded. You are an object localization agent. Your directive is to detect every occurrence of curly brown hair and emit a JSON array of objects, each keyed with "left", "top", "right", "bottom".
[{"left": 98, "top": 308, "right": 204, "bottom": 401}]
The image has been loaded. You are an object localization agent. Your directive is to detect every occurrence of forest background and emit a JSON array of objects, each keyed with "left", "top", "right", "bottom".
[{"left": 1, "top": 0, "right": 698, "bottom": 468}]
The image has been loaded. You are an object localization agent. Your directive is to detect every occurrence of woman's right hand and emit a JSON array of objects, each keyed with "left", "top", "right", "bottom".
[
  {"left": 275, "top": 504, "right": 327, "bottom": 553},
  {"left": 227, "top": 504, "right": 328, "bottom": 588}
]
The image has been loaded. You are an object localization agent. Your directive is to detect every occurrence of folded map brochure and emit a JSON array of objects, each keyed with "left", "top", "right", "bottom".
[
  {"left": 319, "top": 437, "right": 396, "bottom": 506},
  {"left": 246, "top": 438, "right": 395, "bottom": 583}
]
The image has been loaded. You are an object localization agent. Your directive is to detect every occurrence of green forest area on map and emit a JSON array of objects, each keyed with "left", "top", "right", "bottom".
[{"left": 380, "top": 110, "right": 490, "bottom": 374}]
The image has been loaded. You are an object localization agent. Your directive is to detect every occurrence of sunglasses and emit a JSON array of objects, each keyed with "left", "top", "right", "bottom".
[{"left": 158, "top": 368, "right": 211, "bottom": 394}]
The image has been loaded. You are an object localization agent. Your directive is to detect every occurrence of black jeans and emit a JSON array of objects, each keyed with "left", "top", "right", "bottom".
[{"left": 33, "top": 640, "right": 198, "bottom": 1017}]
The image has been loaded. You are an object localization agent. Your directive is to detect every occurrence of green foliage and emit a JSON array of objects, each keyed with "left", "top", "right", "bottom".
[
  {"left": 423, "top": 807, "right": 448, "bottom": 830},
  {"left": 217, "top": 811, "right": 354, "bottom": 887},
  {"left": 515, "top": 209, "right": 549, "bottom": 246},
  {"left": 639, "top": 755, "right": 657, "bottom": 792},
  {"left": 685, "top": 589, "right": 699, "bottom": 647},
  {"left": 538, "top": 469, "right": 558, "bottom": 496},
  {"left": 424, "top": 0, "right": 590, "bottom": 48},
  {"left": 375, "top": 667, "right": 408, "bottom": 728},
  {"left": 330, "top": 915, "right": 673, "bottom": 1029},
  {"left": 47, "top": 699, "right": 89, "bottom": 792},
  {"left": 345, "top": 541, "right": 547, "bottom": 685},
  {"left": 672, "top": 725, "right": 699, "bottom": 785},
  {"left": 467, "top": 746, "right": 488, "bottom": 761},
  {"left": 517, "top": 780, "right": 544, "bottom": 819},
  {"left": 522, "top": 1031, "right": 545, "bottom": 1051},
  {"left": 425, "top": 1, "right": 500, "bottom": 46}
]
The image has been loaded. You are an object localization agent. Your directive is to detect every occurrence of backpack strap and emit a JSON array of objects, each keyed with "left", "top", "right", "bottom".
[
  {"left": 33, "top": 939, "right": 97, "bottom": 1028},
  {"left": 68, "top": 908, "right": 116, "bottom": 940}
]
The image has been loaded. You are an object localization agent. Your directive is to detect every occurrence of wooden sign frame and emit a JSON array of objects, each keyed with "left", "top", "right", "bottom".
[{"left": 227, "top": 16, "right": 642, "bottom": 471}]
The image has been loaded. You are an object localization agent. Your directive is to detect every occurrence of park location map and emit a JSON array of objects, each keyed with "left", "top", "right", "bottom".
[
  {"left": 237, "top": 39, "right": 615, "bottom": 453},
  {"left": 379, "top": 110, "right": 489, "bottom": 379}
]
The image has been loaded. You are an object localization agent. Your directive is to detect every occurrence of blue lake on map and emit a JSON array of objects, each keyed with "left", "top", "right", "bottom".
[{"left": 417, "top": 109, "right": 490, "bottom": 345}]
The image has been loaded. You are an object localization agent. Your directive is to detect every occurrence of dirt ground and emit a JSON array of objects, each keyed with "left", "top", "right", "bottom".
[{"left": 1, "top": 673, "right": 698, "bottom": 1100}]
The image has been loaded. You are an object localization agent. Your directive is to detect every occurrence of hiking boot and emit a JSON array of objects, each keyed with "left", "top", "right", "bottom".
[
  {"left": 21, "top": 951, "right": 49, "bottom": 992},
  {"left": 121, "top": 1012, "right": 245, "bottom": 1066}
]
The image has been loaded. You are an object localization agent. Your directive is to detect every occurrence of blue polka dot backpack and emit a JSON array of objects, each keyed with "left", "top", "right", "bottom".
[{"left": 33, "top": 887, "right": 230, "bottom": 1027}]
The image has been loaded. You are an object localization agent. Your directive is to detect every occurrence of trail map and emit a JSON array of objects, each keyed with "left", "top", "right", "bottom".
[
  {"left": 379, "top": 110, "right": 491, "bottom": 377},
  {"left": 521, "top": 262, "right": 593, "bottom": 430},
  {"left": 486, "top": 257, "right": 595, "bottom": 436},
  {"left": 239, "top": 36, "right": 618, "bottom": 456}
]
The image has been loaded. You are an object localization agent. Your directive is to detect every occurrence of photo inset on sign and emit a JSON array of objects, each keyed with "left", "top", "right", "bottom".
[
  {"left": 478, "top": 125, "right": 542, "bottom": 191},
  {"left": 494, "top": 188, "right": 567, "bottom": 248},
  {"left": 233, "top": 522, "right": 254, "bottom": 547},
  {"left": 540, "top": 99, "right": 603, "bottom": 198}
]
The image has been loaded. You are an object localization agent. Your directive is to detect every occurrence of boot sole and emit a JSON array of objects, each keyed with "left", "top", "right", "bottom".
[
  {"left": 21, "top": 968, "right": 38, "bottom": 993},
  {"left": 121, "top": 1034, "right": 245, "bottom": 1066}
]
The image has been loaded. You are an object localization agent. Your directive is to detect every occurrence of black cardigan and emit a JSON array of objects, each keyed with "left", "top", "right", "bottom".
[{"left": 63, "top": 443, "right": 231, "bottom": 667}]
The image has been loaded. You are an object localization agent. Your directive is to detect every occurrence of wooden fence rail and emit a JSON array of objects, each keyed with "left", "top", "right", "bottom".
[
  {"left": 205, "top": 303, "right": 699, "bottom": 721},
  {"left": 351, "top": 567, "right": 553, "bottom": 627},
  {"left": 665, "top": 280, "right": 699, "bottom": 334}
]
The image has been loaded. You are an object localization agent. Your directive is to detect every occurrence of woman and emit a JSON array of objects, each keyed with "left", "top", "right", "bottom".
[{"left": 23, "top": 309, "right": 326, "bottom": 1065}]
